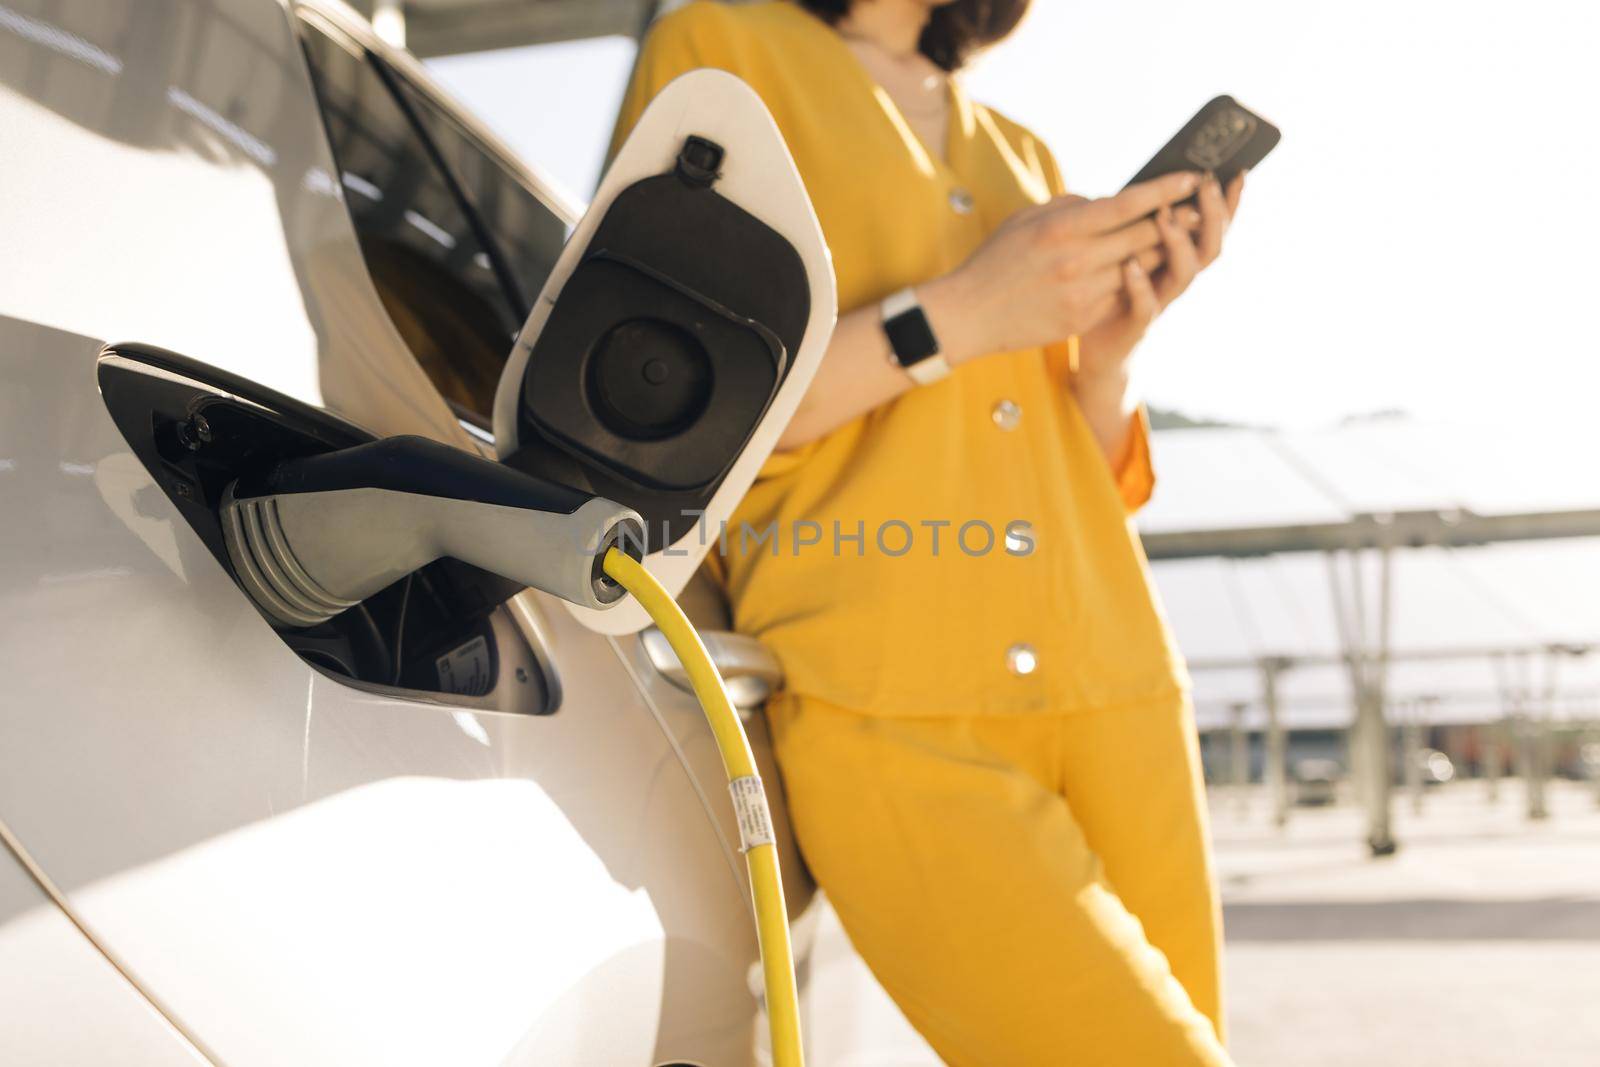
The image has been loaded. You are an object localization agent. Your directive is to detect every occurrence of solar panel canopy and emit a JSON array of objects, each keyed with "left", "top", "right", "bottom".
[{"left": 1143, "top": 422, "right": 1600, "bottom": 727}]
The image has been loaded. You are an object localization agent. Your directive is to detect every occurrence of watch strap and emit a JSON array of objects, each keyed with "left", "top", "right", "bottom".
[{"left": 903, "top": 351, "right": 951, "bottom": 385}]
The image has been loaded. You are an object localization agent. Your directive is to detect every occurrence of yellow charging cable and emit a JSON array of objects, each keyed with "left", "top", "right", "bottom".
[{"left": 602, "top": 547, "right": 804, "bottom": 1067}]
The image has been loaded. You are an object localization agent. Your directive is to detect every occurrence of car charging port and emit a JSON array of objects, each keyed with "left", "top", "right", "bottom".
[{"left": 99, "top": 344, "right": 553, "bottom": 708}]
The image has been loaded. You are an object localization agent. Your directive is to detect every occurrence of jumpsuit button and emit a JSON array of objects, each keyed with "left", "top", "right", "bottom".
[
  {"left": 949, "top": 187, "right": 975, "bottom": 215},
  {"left": 991, "top": 399, "right": 1021, "bottom": 431},
  {"left": 1006, "top": 643, "right": 1038, "bottom": 676}
]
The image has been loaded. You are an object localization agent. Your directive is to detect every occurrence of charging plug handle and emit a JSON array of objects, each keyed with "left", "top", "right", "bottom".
[{"left": 221, "top": 436, "right": 643, "bottom": 628}]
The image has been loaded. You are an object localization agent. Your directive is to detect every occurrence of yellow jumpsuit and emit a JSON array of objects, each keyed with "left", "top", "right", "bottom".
[{"left": 615, "top": 4, "right": 1232, "bottom": 1063}]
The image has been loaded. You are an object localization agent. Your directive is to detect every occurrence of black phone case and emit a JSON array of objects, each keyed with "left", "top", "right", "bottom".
[{"left": 1125, "top": 95, "right": 1280, "bottom": 189}]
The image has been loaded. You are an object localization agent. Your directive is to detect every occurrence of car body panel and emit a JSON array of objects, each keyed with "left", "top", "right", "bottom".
[{"left": 0, "top": 842, "right": 207, "bottom": 1065}]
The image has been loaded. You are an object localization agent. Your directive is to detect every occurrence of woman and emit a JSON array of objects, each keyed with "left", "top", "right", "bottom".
[{"left": 613, "top": 2, "right": 1245, "bottom": 1062}]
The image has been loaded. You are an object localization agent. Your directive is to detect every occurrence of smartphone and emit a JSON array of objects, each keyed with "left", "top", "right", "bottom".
[{"left": 1125, "top": 95, "right": 1279, "bottom": 190}]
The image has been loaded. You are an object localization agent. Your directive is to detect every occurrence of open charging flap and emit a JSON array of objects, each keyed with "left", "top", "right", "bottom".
[{"left": 492, "top": 70, "right": 837, "bottom": 635}]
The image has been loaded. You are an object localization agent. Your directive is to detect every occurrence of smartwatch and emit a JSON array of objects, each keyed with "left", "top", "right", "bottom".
[{"left": 881, "top": 287, "right": 950, "bottom": 386}]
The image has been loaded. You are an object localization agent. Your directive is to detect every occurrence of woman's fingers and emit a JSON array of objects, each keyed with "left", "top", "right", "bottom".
[
  {"left": 1080, "top": 201, "right": 1203, "bottom": 273},
  {"left": 1153, "top": 204, "right": 1200, "bottom": 307},
  {"left": 1075, "top": 171, "right": 1202, "bottom": 234},
  {"left": 1080, "top": 218, "right": 1164, "bottom": 271},
  {"left": 1034, "top": 179, "right": 1206, "bottom": 283},
  {"left": 1195, "top": 175, "right": 1227, "bottom": 266},
  {"left": 1122, "top": 256, "right": 1159, "bottom": 324},
  {"left": 1225, "top": 171, "right": 1246, "bottom": 218},
  {"left": 1082, "top": 243, "right": 1167, "bottom": 304}
]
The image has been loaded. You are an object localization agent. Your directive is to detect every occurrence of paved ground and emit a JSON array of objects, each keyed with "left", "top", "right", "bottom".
[{"left": 802, "top": 779, "right": 1600, "bottom": 1065}]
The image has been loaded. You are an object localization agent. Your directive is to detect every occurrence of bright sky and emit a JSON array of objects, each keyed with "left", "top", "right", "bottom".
[{"left": 429, "top": 0, "right": 1600, "bottom": 432}]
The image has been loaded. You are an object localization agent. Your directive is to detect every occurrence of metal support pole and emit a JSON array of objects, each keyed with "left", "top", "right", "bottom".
[
  {"left": 1504, "top": 660, "right": 1531, "bottom": 809},
  {"left": 1369, "top": 543, "right": 1396, "bottom": 851},
  {"left": 1422, "top": 695, "right": 1441, "bottom": 806},
  {"left": 1499, "top": 652, "right": 1547, "bottom": 821},
  {"left": 1528, "top": 649, "right": 1561, "bottom": 821},
  {"left": 1403, "top": 699, "right": 1425, "bottom": 816},
  {"left": 1592, "top": 720, "right": 1600, "bottom": 809},
  {"left": 1326, "top": 544, "right": 1397, "bottom": 856},
  {"left": 1230, "top": 701, "right": 1250, "bottom": 816},
  {"left": 1512, "top": 711, "right": 1543, "bottom": 819},
  {"left": 1327, "top": 551, "right": 1366, "bottom": 794},
  {"left": 1262, "top": 658, "right": 1289, "bottom": 829},
  {"left": 1440, "top": 717, "right": 1467, "bottom": 788},
  {"left": 1484, "top": 716, "right": 1504, "bottom": 802},
  {"left": 1488, "top": 653, "right": 1514, "bottom": 804}
]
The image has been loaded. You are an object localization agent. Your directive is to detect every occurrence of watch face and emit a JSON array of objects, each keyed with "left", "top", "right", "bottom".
[{"left": 885, "top": 305, "right": 941, "bottom": 366}]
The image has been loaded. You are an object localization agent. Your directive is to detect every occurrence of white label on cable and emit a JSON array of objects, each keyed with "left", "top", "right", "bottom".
[{"left": 729, "top": 775, "right": 775, "bottom": 852}]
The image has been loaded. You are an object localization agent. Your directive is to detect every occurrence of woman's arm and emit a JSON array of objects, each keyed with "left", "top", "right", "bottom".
[
  {"left": 772, "top": 271, "right": 1006, "bottom": 450},
  {"left": 775, "top": 172, "right": 1204, "bottom": 451}
]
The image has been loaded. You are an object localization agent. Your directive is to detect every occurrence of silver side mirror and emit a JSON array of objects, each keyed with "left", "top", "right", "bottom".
[{"left": 638, "top": 626, "right": 782, "bottom": 713}]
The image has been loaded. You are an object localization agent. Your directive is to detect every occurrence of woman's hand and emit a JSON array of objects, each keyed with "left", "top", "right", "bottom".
[
  {"left": 919, "top": 171, "right": 1206, "bottom": 366},
  {"left": 1077, "top": 172, "right": 1246, "bottom": 382},
  {"left": 1072, "top": 172, "right": 1245, "bottom": 464}
]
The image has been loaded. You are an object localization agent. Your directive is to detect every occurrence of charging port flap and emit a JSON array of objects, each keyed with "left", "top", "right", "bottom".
[{"left": 492, "top": 70, "right": 837, "bottom": 635}]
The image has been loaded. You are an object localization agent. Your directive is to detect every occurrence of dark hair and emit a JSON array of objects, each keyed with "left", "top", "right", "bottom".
[{"left": 798, "top": 0, "right": 1030, "bottom": 71}]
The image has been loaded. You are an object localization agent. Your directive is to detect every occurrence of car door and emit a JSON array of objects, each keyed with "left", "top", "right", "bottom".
[{"left": 0, "top": 1, "right": 819, "bottom": 1063}]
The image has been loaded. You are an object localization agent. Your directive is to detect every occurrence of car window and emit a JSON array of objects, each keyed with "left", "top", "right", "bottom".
[
  {"left": 297, "top": 20, "right": 565, "bottom": 425},
  {"left": 425, "top": 36, "right": 640, "bottom": 198},
  {"left": 390, "top": 75, "right": 569, "bottom": 322}
]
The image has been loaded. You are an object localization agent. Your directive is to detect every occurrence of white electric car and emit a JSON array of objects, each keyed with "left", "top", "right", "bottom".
[{"left": 0, "top": 1, "right": 834, "bottom": 1063}]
